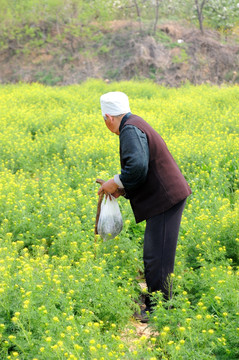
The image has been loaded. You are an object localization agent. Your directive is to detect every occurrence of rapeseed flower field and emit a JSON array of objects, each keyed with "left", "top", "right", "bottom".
[{"left": 0, "top": 80, "right": 238, "bottom": 359}]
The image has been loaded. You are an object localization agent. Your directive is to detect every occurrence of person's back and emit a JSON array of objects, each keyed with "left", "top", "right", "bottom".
[{"left": 120, "top": 114, "right": 191, "bottom": 223}]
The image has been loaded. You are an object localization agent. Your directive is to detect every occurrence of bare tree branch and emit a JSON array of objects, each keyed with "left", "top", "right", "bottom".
[
  {"left": 153, "top": 0, "right": 160, "bottom": 35},
  {"left": 195, "top": 0, "right": 208, "bottom": 34},
  {"left": 133, "top": 0, "right": 142, "bottom": 34}
]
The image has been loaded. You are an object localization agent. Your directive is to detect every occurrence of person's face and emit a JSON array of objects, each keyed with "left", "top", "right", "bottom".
[{"left": 103, "top": 114, "right": 120, "bottom": 135}]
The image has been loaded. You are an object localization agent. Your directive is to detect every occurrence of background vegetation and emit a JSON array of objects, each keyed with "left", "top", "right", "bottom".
[
  {"left": 0, "top": 0, "right": 238, "bottom": 86},
  {"left": 1, "top": 0, "right": 239, "bottom": 53}
]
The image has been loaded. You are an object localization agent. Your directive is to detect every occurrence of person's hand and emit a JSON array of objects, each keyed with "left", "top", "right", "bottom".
[
  {"left": 98, "top": 179, "right": 118, "bottom": 196},
  {"left": 112, "top": 188, "right": 125, "bottom": 198}
]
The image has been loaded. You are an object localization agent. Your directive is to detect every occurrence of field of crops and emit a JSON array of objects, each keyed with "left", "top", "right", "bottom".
[{"left": 0, "top": 80, "right": 238, "bottom": 360}]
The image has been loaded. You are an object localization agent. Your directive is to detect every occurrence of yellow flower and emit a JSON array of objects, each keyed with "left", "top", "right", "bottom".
[
  {"left": 179, "top": 327, "right": 185, "bottom": 332},
  {"left": 163, "top": 326, "right": 170, "bottom": 332},
  {"left": 140, "top": 335, "right": 147, "bottom": 341},
  {"left": 8, "top": 335, "right": 16, "bottom": 341}
]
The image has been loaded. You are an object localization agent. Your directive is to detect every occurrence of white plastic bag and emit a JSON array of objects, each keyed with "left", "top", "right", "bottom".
[{"left": 97, "top": 195, "right": 123, "bottom": 240}]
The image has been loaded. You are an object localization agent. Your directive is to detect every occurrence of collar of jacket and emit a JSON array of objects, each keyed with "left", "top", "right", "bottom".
[{"left": 119, "top": 112, "right": 132, "bottom": 133}]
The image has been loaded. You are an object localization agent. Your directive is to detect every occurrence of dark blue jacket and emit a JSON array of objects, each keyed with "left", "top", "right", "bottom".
[{"left": 119, "top": 113, "right": 149, "bottom": 190}]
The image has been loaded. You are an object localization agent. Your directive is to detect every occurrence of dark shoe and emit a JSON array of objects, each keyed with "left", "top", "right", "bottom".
[{"left": 134, "top": 308, "right": 151, "bottom": 323}]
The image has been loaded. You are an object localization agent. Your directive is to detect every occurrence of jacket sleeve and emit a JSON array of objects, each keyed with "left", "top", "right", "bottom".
[{"left": 119, "top": 125, "right": 149, "bottom": 191}]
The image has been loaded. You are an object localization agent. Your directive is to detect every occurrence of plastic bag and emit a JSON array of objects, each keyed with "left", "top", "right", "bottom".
[{"left": 97, "top": 195, "right": 123, "bottom": 240}]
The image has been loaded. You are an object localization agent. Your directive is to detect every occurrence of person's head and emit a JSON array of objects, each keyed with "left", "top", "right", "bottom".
[{"left": 100, "top": 92, "right": 130, "bottom": 135}]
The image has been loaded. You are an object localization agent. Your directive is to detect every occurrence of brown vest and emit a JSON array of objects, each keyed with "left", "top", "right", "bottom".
[{"left": 120, "top": 114, "right": 191, "bottom": 223}]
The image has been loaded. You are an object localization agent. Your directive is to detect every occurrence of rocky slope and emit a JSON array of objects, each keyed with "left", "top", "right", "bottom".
[{"left": 0, "top": 21, "right": 238, "bottom": 86}]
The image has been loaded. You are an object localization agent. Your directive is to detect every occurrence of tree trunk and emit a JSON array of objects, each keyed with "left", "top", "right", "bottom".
[
  {"left": 133, "top": 0, "right": 142, "bottom": 34},
  {"left": 153, "top": 0, "right": 160, "bottom": 35},
  {"left": 195, "top": 0, "right": 207, "bottom": 35}
]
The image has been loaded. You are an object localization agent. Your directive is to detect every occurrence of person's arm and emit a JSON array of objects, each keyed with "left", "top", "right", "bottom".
[
  {"left": 118, "top": 125, "right": 149, "bottom": 190},
  {"left": 98, "top": 125, "right": 149, "bottom": 197}
]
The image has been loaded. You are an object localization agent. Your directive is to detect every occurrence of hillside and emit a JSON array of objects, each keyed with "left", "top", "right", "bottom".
[{"left": 0, "top": 21, "right": 239, "bottom": 86}]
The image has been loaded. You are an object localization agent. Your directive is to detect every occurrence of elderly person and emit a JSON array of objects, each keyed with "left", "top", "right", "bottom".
[{"left": 98, "top": 92, "right": 191, "bottom": 322}]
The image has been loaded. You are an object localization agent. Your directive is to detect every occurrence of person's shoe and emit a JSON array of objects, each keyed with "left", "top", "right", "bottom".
[{"left": 134, "top": 308, "right": 151, "bottom": 323}]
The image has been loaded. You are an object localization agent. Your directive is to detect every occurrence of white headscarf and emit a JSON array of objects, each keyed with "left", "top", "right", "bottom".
[{"left": 100, "top": 91, "right": 131, "bottom": 117}]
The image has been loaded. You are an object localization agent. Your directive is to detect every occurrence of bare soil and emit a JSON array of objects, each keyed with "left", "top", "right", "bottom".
[{"left": 0, "top": 21, "right": 239, "bottom": 86}]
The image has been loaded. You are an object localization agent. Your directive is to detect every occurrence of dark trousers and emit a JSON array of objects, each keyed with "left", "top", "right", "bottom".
[{"left": 143, "top": 198, "right": 187, "bottom": 310}]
